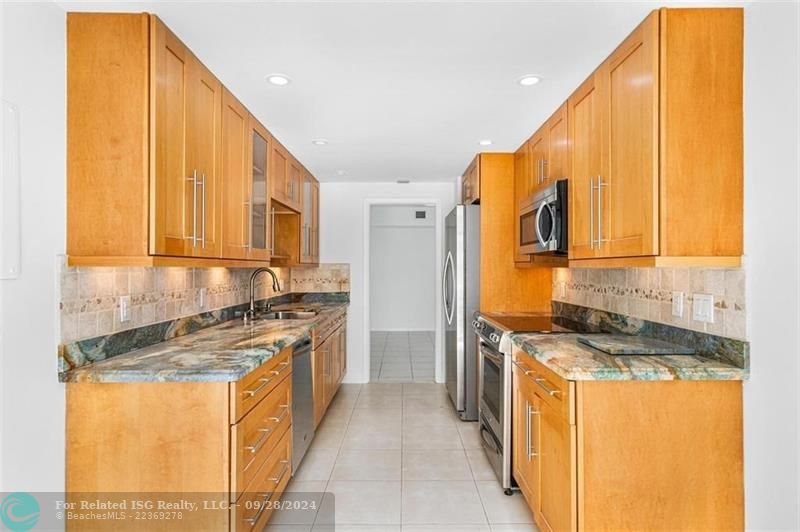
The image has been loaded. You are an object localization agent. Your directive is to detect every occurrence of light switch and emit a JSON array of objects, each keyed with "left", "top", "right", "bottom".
[
  {"left": 559, "top": 282, "right": 566, "bottom": 299},
  {"left": 672, "top": 291, "right": 684, "bottom": 317},
  {"left": 692, "top": 293, "right": 714, "bottom": 323},
  {"left": 119, "top": 295, "right": 131, "bottom": 323}
]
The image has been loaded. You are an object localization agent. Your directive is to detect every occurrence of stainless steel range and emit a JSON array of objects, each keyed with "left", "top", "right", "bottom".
[{"left": 473, "top": 311, "right": 601, "bottom": 494}]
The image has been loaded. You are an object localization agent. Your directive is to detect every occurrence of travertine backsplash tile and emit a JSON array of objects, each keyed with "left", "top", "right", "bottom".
[
  {"left": 58, "top": 258, "right": 350, "bottom": 344},
  {"left": 552, "top": 267, "right": 747, "bottom": 340}
]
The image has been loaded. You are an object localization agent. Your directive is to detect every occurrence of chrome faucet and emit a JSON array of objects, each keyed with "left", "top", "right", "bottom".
[{"left": 244, "top": 267, "right": 282, "bottom": 321}]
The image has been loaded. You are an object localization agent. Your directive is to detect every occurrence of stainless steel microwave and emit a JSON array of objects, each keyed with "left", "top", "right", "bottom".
[{"left": 519, "top": 180, "right": 568, "bottom": 255}]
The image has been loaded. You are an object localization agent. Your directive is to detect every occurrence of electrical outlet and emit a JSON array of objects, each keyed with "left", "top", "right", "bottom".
[
  {"left": 692, "top": 293, "right": 714, "bottom": 323},
  {"left": 559, "top": 282, "right": 566, "bottom": 299},
  {"left": 119, "top": 295, "right": 131, "bottom": 323},
  {"left": 672, "top": 291, "right": 684, "bottom": 317},
  {"left": 198, "top": 288, "right": 207, "bottom": 309}
]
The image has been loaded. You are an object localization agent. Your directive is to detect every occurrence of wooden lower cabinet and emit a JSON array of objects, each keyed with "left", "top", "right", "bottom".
[
  {"left": 66, "top": 347, "right": 294, "bottom": 531},
  {"left": 312, "top": 311, "right": 348, "bottom": 426},
  {"left": 511, "top": 348, "right": 743, "bottom": 531}
]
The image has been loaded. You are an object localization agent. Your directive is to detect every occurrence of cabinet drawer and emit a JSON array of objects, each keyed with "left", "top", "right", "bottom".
[
  {"left": 231, "top": 347, "right": 292, "bottom": 422},
  {"left": 513, "top": 351, "right": 574, "bottom": 424},
  {"left": 232, "top": 428, "right": 292, "bottom": 531},
  {"left": 231, "top": 374, "right": 292, "bottom": 499}
]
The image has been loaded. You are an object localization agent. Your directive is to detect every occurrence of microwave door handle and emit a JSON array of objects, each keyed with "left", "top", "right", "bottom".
[{"left": 534, "top": 202, "right": 547, "bottom": 248}]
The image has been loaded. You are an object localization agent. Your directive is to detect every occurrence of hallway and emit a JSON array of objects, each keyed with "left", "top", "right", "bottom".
[{"left": 370, "top": 331, "right": 436, "bottom": 382}]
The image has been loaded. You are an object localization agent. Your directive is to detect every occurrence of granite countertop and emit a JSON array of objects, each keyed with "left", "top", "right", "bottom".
[
  {"left": 510, "top": 332, "right": 748, "bottom": 381},
  {"left": 62, "top": 303, "right": 347, "bottom": 384}
]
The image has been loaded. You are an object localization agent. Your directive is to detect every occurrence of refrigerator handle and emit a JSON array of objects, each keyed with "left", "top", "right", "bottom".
[{"left": 443, "top": 251, "right": 455, "bottom": 325}]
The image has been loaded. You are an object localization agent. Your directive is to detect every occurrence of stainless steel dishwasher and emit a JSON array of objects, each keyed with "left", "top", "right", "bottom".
[{"left": 291, "top": 338, "right": 314, "bottom": 473}]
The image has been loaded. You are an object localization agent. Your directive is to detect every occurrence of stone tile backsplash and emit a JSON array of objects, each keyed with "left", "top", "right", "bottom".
[
  {"left": 59, "top": 258, "right": 350, "bottom": 344},
  {"left": 552, "top": 268, "right": 746, "bottom": 340}
]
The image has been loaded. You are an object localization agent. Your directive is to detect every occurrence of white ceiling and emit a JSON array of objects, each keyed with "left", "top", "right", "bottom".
[{"left": 60, "top": 1, "right": 730, "bottom": 182}]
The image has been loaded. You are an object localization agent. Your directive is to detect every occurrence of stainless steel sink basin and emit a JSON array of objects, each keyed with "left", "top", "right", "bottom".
[{"left": 260, "top": 310, "right": 318, "bottom": 320}]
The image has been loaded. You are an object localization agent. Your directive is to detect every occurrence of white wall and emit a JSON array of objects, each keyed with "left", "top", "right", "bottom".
[
  {"left": 320, "top": 183, "right": 456, "bottom": 383},
  {"left": 742, "top": 2, "right": 800, "bottom": 530},
  {"left": 0, "top": 1, "right": 66, "bottom": 493},
  {"left": 370, "top": 205, "right": 435, "bottom": 331}
]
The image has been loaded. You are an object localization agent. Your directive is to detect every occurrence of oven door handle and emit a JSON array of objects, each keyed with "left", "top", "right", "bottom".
[{"left": 480, "top": 344, "right": 504, "bottom": 366}]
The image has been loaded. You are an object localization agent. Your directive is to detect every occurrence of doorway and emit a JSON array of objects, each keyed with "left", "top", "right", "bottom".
[{"left": 366, "top": 203, "right": 438, "bottom": 382}]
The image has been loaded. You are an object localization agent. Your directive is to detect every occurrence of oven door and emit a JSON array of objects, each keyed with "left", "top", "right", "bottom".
[{"left": 479, "top": 342, "right": 505, "bottom": 440}]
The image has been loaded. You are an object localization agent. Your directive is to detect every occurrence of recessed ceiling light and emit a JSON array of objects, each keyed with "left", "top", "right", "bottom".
[
  {"left": 518, "top": 75, "right": 541, "bottom": 86},
  {"left": 311, "top": 138, "right": 328, "bottom": 146},
  {"left": 478, "top": 139, "right": 493, "bottom": 146},
  {"left": 266, "top": 74, "right": 291, "bottom": 86},
  {"left": 397, "top": 180, "right": 410, "bottom": 184},
  {"left": 336, "top": 170, "right": 347, "bottom": 176}
]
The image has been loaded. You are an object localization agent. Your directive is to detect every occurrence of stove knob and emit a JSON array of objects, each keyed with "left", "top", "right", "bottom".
[{"left": 489, "top": 333, "right": 500, "bottom": 343}]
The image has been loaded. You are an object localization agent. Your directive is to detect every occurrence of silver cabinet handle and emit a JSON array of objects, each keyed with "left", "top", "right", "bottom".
[
  {"left": 243, "top": 492, "right": 271, "bottom": 525},
  {"left": 270, "top": 208, "right": 276, "bottom": 254},
  {"left": 541, "top": 159, "right": 548, "bottom": 182},
  {"left": 200, "top": 173, "right": 206, "bottom": 248},
  {"left": 596, "top": 176, "right": 606, "bottom": 246},
  {"left": 528, "top": 402, "right": 540, "bottom": 459},
  {"left": 589, "top": 177, "right": 594, "bottom": 249},
  {"left": 268, "top": 460, "right": 290, "bottom": 484},
  {"left": 270, "top": 361, "right": 291, "bottom": 379},
  {"left": 188, "top": 170, "right": 198, "bottom": 246},
  {"left": 534, "top": 377, "right": 561, "bottom": 397},
  {"left": 243, "top": 200, "right": 251, "bottom": 249},
  {"left": 243, "top": 375, "right": 274, "bottom": 398},
  {"left": 525, "top": 401, "right": 531, "bottom": 462},
  {"left": 244, "top": 425, "right": 273, "bottom": 454},
  {"left": 269, "top": 405, "right": 290, "bottom": 423}
]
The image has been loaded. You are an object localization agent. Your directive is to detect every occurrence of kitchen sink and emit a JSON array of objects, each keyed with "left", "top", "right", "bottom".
[{"left": 259, "top": 310, "right": 318, "bottom": 320}]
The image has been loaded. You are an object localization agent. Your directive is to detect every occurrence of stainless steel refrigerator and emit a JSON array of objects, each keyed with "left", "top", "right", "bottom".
[{"left": 443, "top": 205, "right": 480, "bottom": 421}]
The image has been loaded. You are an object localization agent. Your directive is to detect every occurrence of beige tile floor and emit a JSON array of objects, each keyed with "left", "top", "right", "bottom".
[
  {"left": 266, "top": 383, "right": 537, "bottom": 532},
  {"left": 370, "top": 331, "right": 435, "bottom": 382}
]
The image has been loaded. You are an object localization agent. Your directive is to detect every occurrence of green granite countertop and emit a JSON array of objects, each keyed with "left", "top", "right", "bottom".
[
  {"left": 62, "top": 304, "right": 347, "bottom": 384},
  {"left": 510, "top": 332, "right": 748, "bottom": 381}
]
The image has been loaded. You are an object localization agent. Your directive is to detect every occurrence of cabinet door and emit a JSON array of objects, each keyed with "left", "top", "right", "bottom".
[
  {"left": 300, "top": 174, "right": 315, "bottom": 263},
  {"left": 538, "top": 396, "right": 575, "bottom": 532},
  {"left": 338, "top": 324, "right": 347, "bottom": 378},
  {"left": 462, "top": 157, "right": 480, "bottom": 204},
  {"left": 601, "top": 11, "right": 659, "bottom": 258},
  {"left": 513, "top": 141, "right": 532, "bottom": 264},
  {"left": 248, "top": 119, "right": 270, "bottom": 261},
  {"left": 271, "top": 141, "right": 289, "bottom": 206},
  {"left": 529, "top": 127, "right": 548, "bottom": 196},
  {"left": 568, "top": 71, "right": 605, "bottom": 260},
  {"left": 546, "top": 103, "right": 569, "bottom": 186},
  {"left": 151, "top": 19, "right": 193, "bottom": 257},
  {"left": 311, "top": 180, "right": 320, "bottom": 262},
  {"left": 220, "top": 89, "right": 249, "bottom": 259},
  {"left": 512, "top": 366, "right": 540, "bottom": 514},
  {"left": 313, "top": 342, "right": 328, "bottom": 427},
  {"left": 186, "top": 56, "right": 222, "bottom": 258},
  {"left": 288, "top": 159, "right": 302, "bottom": 210}
]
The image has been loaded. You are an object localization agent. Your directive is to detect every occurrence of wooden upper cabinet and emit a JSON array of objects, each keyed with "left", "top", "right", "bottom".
[
  {"left": 67, "top": 13, "right": 320, "bottom": 268},
  {"left": 566, "top": 8, "right": 743, "bottom": 267},
  {"left": 529, "top": 126, "right": 548, "bottom": 197},
  {"left": 270, "top": 141, "right": 290, "bottom": 207},
  {"left": 300, "top": 172, "right": 320, "bottom": 264},
  {"left": 151, "top": 17, "right": 222, "bottom": 259},
  {"left": 462, "top": 157, "right": 480, "bottom": 204},
  {"left": 248, "top": 118, "right": 271, "bottom": 261},
  {"left": 513, "top": 140, "right": 532, "bottom": 264},
  {"left": 568, "top": 71, "right": 605, "bottom": 261},
  {"left": 150, "top": 19, "right": 192, "bottom": 257},
  {"left": 545, "top": 103, "right": 570, "bottom": 190},
  {"left": 602, "top": 10, "right": 659, "bottom": 259},
  {"left": 220, "top": 89, "right": 250, "bottom": 260}
]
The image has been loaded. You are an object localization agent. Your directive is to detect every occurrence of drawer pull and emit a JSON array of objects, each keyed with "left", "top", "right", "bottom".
[
  {"left": 534, "top": 377, "right": 560, "bottom": 397},
  {"left": 268, "top": 460, "right": 291, "bottom": 484},
  {"left": 244, "top": 427, "right": 273, "bottom": 454},
  {"left": 270, "top": 361, "right": 291, "bottom": 377},
  {"left": 243, "top": 376, "right": 274, "bottom": 398},
  {"left": 243, "top": 492, "right": 273, "bottom": 526},
  {"left": 269, "top": 406, "right": 290, "bottom": 424}
]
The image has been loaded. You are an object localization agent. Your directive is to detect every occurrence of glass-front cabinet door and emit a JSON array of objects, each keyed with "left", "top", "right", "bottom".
[
  {"left": 300, "top": 174, "right": 314, "bottom": 263},
  {"left": 248, "top": 120, "right": 270, "bottom": 261}
]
